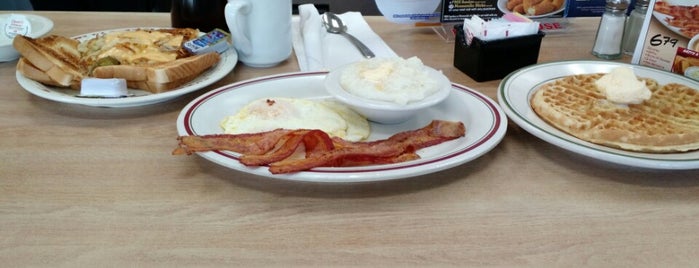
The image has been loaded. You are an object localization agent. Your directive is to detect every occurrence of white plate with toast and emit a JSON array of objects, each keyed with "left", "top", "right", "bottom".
[
  {"left": 176, "top": 72, "right": 508, "bottom": 183},
  {"left": 498, "top": 60, "right": 699, "bottom": 170},
  {"left": 15, "top": 27, "right": 238, "bottom": 108}
]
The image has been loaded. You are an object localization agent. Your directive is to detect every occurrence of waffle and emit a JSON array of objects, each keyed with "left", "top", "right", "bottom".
[{"left": 530, "top": 73, "right": 699, "bottom": 153}]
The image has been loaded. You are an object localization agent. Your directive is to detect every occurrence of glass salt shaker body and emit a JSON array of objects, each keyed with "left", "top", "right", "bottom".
[
  {"left": 622, "top": 0, "right": 650, "bottom": 55},
  {"left": 592, "top": 0, "right": 631, "bottom": 59}
]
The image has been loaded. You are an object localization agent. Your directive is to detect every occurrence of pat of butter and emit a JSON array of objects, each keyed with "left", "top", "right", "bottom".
[
  {"left": 80, "top": 78, "right": 128, "bottom": 97},
  {"left": 359, "top": 62, "right": 394, "bottom": 87},
  {"left": 595, "top": 67, "right": 651, "bottom": 104}
]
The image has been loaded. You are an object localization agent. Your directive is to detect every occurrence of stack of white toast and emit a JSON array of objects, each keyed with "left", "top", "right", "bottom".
[{"left": 13, "top": 28, "right": 221, "bottom": 94}]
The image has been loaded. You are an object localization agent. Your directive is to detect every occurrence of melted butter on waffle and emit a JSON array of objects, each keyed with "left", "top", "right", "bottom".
[{"left": 530, "top": 73, "right": 699, "bottom": 153}]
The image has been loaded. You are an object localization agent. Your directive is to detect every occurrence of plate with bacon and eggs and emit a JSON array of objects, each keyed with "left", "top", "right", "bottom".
[{"left": 175, "top": 71, "right": 507, "bottom": 182}]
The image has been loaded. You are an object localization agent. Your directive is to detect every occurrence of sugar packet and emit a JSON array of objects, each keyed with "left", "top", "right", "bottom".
[{"left": 462, "top": 14, "right": 540, "bottom": 45}]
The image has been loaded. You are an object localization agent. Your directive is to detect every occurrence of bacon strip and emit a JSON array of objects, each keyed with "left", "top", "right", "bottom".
[
  {"left": 332, "top": 119, "right": 466, "bottom": 150},
  {"left": 240, "top": 130, "right": 334, "bottom": 166},
  {"left": 332, "top": 152, "right": 421, "bottom": 167},
  {"left": 268, "top": 120, "right": 465, "bottom": 174},
  {"left": 173, "top": 120, "right": 466, "bottom": 174},
  {"left": 269, "top": 142, "right": 414, "bottom": 174},
  {"left": 172, "top": 129, "right": 294, "bottom": 155}
]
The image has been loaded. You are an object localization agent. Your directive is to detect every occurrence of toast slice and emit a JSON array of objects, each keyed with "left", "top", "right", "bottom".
[
  {"left": 92, "top": 52, "right": 220, "bottom": 93},
  {"left": 16, "top": 57, "right": 69, "bottom": 88},
  {"left": 126, "top": 72, "right": 200, "bottom": 93},
  {"left": 13, "top": 35, "right": 85, "bottom": 87},
  {"left": 146, "top": 52, "right": 220, "bottom": 83}
]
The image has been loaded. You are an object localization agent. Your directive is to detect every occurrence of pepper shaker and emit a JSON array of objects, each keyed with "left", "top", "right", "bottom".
[
  {"left": 592, "top": 0, "right": 631, "bottom": 59},
  {"left": 621, "top": 0, "right": 650, "bottom": 55}
]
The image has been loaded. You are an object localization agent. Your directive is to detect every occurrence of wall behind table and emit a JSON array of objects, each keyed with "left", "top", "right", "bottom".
[
  {"left": 29, "top": 0, "right": 170, "bottom": 12},
  {"left": 27, "top": 0, "right": 381, "bottom": 15}
]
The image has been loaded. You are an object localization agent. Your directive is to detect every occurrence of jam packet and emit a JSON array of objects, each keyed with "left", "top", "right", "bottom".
[
  {"left": 462, "top": 14, "right": 540, "bottom": 45},
  {"left": 3, "top": 14, "right": 31, "bottom": 39},
  {"left": 184, "top": 28, "right": 231, "bottom": 55}
]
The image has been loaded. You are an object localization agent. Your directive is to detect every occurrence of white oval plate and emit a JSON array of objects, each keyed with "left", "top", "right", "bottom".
[
  {"left": 497, "top": 0, "right": 565, "bottom": 19},
  {"left": 177, "top": 72, "right": 508, "bottom": 183},
  {"left": 15, "top": 27, "right": 237, "bottom": 108},
  {"left": 498, "top": 60, "right": 699, "bottom": 170}
]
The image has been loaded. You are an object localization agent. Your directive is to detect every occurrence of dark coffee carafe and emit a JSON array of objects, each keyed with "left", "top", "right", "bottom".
[{"left": 171, "top": 0, "right": 229, "bottom": 32}]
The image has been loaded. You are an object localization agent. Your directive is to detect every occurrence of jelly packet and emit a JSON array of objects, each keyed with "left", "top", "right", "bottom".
[
  {"left": 3, "top": 14, "right": 31, "bottom": 39},
  {"left": 462, "top": 14, "right": 540, "bottom": 45},
  {"left": 184, "top": 28, "right": 232, "bottom": 55}
]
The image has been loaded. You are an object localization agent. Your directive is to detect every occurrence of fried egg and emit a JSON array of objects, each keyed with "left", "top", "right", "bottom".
[{"left": 220, "top": 97, "right": 370, "bottom": 141}]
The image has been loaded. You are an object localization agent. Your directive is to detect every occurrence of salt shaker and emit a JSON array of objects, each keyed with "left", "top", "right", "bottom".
[
  {"left": 621, "top": 0, "right": 650, "bottom": 55},
  {"left": 592, "top": 0, "right": 630, "bottom": 59}
]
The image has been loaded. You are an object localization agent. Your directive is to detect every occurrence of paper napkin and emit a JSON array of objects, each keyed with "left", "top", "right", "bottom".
[{"left": 292, "top": 4, "right": 398, "bottom": 71}]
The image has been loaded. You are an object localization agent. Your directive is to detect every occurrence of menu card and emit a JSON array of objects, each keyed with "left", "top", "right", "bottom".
[
  {"left": 440, "top": 0, "right": 502, "bottom": 22},
  {"left": 631, "top": 0, "right": 699, "bottom": 80},
  {"left": 439, "top": 0, "right": 570, "bottom": 33},
  {"left": 564, "top": 0, "right": 606, "bottom": 17}
]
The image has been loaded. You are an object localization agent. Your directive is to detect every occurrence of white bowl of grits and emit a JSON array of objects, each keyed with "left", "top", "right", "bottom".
[{"left": 324, "top": 56, "right": 451, "bottom": 124}]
